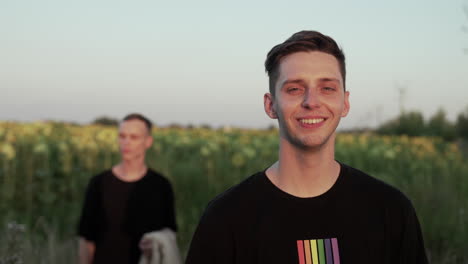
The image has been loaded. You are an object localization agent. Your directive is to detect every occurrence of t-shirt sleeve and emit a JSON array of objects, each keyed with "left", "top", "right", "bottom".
[
  {"left": 185, "top": 203, "right": 235, "bottom": 264},
  {"left": 164, "top": 181, "right": 178, "bottom": 232},
  {"left": 77, "top": 176, "right": 99, "bottom": 242},
  {"left": 398, "top": 201, "right": 428, "bottom": 264}
]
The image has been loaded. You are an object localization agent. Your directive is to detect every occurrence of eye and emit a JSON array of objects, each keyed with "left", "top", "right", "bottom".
[
  {"left": 286, "top": 87, "right": 303, "bottom": 94},
  {"left": 321, "top": 86, "right": 337, "bottom": 93},
  {"left": 323, "top": 87, "right": 336, "bottom": 91}
]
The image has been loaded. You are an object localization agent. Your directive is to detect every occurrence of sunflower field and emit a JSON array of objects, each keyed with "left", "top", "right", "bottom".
[{"left": 0, "top": 121, "right": 467, "bottom": 263}]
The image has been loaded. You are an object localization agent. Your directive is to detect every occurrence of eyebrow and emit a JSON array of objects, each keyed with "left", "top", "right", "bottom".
[
  {"left": 281, "top": 79, "right": 307, "bottom": 87},
  {"left": 317, "top": 78, "right": 341, "bottom": 84},
  {"left": 281, "top": 78, "right": 341, "bottom": 87}
]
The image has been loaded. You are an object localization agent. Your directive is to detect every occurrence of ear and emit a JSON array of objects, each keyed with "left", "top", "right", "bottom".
[
  {"left": 145, "top": 135, "right": 154, "bottom": 149},
  {"left": 341, "top": 91, "right": 350, "bottom": 117},
  {"left": 264, "top": 93, "right": 278, "bottom": 119}
]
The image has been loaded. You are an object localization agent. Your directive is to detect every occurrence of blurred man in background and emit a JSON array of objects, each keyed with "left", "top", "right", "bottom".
[
  {"left": 186, "top": 31, "right": 428, "bottom": 263},
  {"left": 78, "top": 113, "right": 177, "bottom": 264}
]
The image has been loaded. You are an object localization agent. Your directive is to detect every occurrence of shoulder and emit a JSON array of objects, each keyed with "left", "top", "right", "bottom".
[
  {"left": 202, "top": 171, "right": 264, "bottom": 219},
  {"left": 145, "top": 168, "right": 168, "bottom": 180},
  {"left": 137, "top": 169, "right": 175, "bottom": 195},
  {"left": 340, "top": 164, "right": 427, "bottom": 261},
  {"left": 186, "top": 174, "right": 265, "bottom": 264},
  {"left": 341, "top": 163, "right": 414, "bottom": 211},
  {"left": 85, "top": 169, "right": 112, "bottom": 189},
  {"left": 210, "top": 171, "right": 263, "bottom": 205}
]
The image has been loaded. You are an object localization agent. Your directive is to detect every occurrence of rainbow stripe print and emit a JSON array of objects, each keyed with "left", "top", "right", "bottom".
[{"left": 297, "top": 238, "right": 340, "bottom": 264}]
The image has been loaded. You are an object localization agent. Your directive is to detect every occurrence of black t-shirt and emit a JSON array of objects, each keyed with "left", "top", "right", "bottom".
[
  {"left": 186, "top": 163, "right": 428, "bottom": 264},
  {"left": 78, "top": 168, "right": 177, "bottom": 264}
]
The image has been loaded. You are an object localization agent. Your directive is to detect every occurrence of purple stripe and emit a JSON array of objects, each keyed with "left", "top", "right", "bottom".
[
  {"left": 331, "top": 238, "right": 340, "bottom": 264},
  {"left": 325, "top": 239, "right": 333, "bottom": 264}
]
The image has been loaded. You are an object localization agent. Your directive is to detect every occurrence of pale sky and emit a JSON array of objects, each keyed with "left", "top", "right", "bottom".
[{"left": 1, "top": 0, "right": 467, "bottom": 129}]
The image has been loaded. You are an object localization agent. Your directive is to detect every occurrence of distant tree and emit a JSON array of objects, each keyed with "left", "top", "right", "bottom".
[
  {"left": 377, "top": 118, "right": 398, "bottom": 135},
  {"left": 456, "top": 106, "right": 468, "bottom": 140},
  {"left": 377, "top": 111, "right": 426, "bottom": 137},
  {"left": 167, "top": 123, "right": 184, "bottom": 129},
  {"left": 92, "top": 116, "right": 119, "bottom": 126},
  {"left": 200, "top": 124, "right": 212, "bottom": 130},
  {"left": 398, "top": 111, "right": 426, "bottom": 136},
  {"left": 427, "top": 108, "right": 456, "bottom": 141}
]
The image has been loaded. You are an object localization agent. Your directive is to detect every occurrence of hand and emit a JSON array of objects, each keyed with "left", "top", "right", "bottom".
[{"left": 139, "top": 237, "right": 153, "bottom": 259}]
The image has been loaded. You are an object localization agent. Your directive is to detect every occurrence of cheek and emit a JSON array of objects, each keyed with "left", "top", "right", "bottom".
[
  {"left": 276, "top": 98, "right": 296, "bottom": 112},
  {"left": 328, "top": 97, "right": 346, "bottom": 109},
  {"left": 138, "top": 141, "right": 149, "bottom": 149}
]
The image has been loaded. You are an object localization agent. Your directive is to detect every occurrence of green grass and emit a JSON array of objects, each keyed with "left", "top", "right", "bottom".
[{"left": 0, "top": 123, "right": 467, "bottom": 263}]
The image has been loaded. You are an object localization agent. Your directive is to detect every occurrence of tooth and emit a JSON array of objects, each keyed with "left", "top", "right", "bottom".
[{"left": 301, "top": 118, "right": 324, "bottom": 124}]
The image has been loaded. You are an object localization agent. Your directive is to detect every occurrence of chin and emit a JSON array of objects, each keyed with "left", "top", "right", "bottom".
[
  {"left": 121, "top": 154, "right": 135, "bottom": 161},
  {"left": 296, "top": 138, "right": 326, "bottom": 149},
  {"left": 288, "top": 133, "right": 334, "bottom": 150}
]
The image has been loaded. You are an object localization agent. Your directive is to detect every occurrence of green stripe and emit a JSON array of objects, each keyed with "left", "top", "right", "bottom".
[{"left": 318, "top": 239, "right": 326, "bottom": 264}]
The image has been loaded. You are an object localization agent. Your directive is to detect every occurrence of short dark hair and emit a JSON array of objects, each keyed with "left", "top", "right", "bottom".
[
  {"left": 122, "top": 113, "right": 152, "bottom": 133},
  {"left": 265, "top": 30, "right": 346, "bottom": 95}
]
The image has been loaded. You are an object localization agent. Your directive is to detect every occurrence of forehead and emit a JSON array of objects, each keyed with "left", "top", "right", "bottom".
[
  {"left": 119, "top": 119, "right": 149, "bottom": 134},
  {"left": 277, "top": 51, "right": 342, "bottom": 85}
]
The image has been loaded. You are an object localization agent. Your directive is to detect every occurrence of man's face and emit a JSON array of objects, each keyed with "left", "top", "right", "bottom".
[
  {"left": 118, "top": 119, "right": 153, "bottom": 161},
  {"left": 264, "top": 51, "right": 350, "bottom": 150}
]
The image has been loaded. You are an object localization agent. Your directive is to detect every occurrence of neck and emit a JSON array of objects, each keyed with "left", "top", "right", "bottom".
[
  {"left": 267, "top": 134, "right": 340, "bottom": 198},
  {"left": 113, "top": 158, "right": 147, "bottom": 182}
]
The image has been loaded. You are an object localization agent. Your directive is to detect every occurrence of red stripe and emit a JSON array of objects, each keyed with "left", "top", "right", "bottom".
[{"left": 297, "top": 240, "right": 306, "bottom": 264}]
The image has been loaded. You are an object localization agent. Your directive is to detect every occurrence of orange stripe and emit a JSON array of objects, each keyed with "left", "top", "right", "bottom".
[{"left": 304, "top": 240, "right": 312, "bottom": 264}]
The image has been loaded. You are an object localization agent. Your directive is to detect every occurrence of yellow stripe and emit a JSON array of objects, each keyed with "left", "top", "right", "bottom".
[{"left": 311, "top": 240, "right": 319, "bottom": 264}]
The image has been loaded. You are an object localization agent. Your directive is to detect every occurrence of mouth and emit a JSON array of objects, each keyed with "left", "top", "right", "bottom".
[
  {"left": 297, "top": 117, "right": 327, "bottom": 128},
  {"left": 299, "top": 118, "right": 325, "bottom": 124}
]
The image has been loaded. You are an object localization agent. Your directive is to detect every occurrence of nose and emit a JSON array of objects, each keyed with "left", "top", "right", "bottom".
[
  {"left": 120, "top": 137, "right": 130, "bottom": 146},
  {"left": 301, "top": 89, "right": 321, "bottom": 109}
]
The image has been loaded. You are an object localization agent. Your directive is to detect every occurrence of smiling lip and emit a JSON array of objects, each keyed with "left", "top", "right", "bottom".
[{"left": 297, "top": 116, "right": 327, "bottom": 128}]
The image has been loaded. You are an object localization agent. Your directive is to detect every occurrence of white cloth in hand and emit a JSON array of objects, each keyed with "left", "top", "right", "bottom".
[{"left": 138, "top": 228, "right": 181, "bottom": 264}]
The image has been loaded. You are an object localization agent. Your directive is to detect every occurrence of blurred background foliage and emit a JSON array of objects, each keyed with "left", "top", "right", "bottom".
[
  {"left": 376, "top": 107, "right": 468, "bottom": 142},
  {"left": 0, "top": 119, "right": 467, "bottom": 263}
]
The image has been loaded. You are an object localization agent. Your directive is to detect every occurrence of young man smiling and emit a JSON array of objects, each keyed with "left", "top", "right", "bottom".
[{"left": 185, "top": 31, "right": 428, "bottom": 263}]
